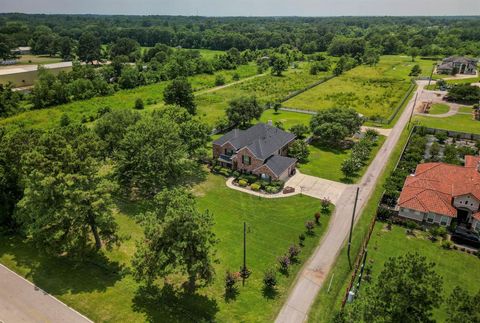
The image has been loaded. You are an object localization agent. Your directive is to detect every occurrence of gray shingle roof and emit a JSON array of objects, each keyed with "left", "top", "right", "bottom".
[
  {"left": 213, "top": 123, "right": 296, "bottom": 160},
  {"left": 443, "top": 56, "right": 477, "bottom": 65},
  {"left": 263, "top": 155, "right": 297, "bottom": 176}
]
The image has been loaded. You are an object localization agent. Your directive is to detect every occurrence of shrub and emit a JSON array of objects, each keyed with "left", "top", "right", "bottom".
[
  {"left": 263, "top": 269, "right": 277, "bottom": 288},
  {"left": 320, "top": 198, "right": 330, "bottom": 213},
  {"left": 305, "top": 221, "right": 315, "bottom": 234},
  {"left": 134, "top": 98, "right": 144, "bottom": 110},
  {"left": 59, "top": 113, "right": 71, "bottom": 127},
  {"left": 299, "top": 233, "right": 306, "bottom": 246},
  {"left": 364, "top": 129, "right": 379, "bottom": 140},
  {"left": 245, "top": 174, "right": 258, "bottom": 184},
  {"left": 232, "top": 73, "right": 240, "bottom": 81},
  {"left": 225, "top": 270, "right": 239, "bottom": 291},
  {"left": 288, "top": 244, "right": 301, "bottom": 261},
  {"left": 277, "top": 254, "right": 290, "bottom": 272},
  {"left": 232, "top": 171, "right": 240, "bottom": 178},
  {"left": 219, "top": 167, "right": 232, "bottom": 177},
  {"left": 406, "top": 220, "right": 418, "bottom": 230},
  {"left": 238, "top": 179, "right": 248, "bottom": 187},
  {"left": 265, "top": 186, "right": 279, "bottom": 194},
  {"left": 215, "top": 74, "right": 226, "bottom": 86},
  {"left": 441, "top": 240, "right": 452, "bottom": 249},
  {"left": 435, "top": 131, "right": 448, "bottom": 144},
  {"left": 251, "top": 183, "right": 261, "bottom": 191},
  {"left": 314, "top": 212, "right": 321, "bottom": 224}
]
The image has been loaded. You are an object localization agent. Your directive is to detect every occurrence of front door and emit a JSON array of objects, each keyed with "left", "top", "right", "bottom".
[{"left": 457, "top": 209, "right": 469, "bottom": 224}]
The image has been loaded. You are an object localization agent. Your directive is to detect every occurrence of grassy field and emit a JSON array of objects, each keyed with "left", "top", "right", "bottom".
[
  {"left": 12, "top": 54, "right": 63, "bottom": 65},
  {"left": 428, "top": 103, "right": 450, "bottom": 115},
  {"left": 0, "top": 173, "right": 331, "bottom": 322},
  {"left": 415, "top": 113, "right": 480, "bottom": 134},
  {"left": 308, "top": 125, "right": 412, "bottom": 323},
  {"left": 0, "top": 64, "right": 258, "bottom": 130},
  {"left": 365, "top": 223, "right": 480, "bottom": 322},
  {"left": 298, "top": 136, "right": 386, "bottom": 183},
  {"left": 426, "top": 76, "right": 480, "bottom": 90},
  {"left": 284, "top": 56, "right": 433, "bottom": 122},
  {"left": 195, "top": 63, "right": 331, "bottom": 125}
]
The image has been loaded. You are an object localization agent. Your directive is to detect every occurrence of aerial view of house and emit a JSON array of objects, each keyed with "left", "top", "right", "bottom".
[
  {"left": 436, "top": 56, "right": 478, "bottom": 75},
  {"left": 398, "top": 155, "right": 480, "bottom": 231},
  {"left": 213, "top": 122, "right": 297, "bottom": 181}
]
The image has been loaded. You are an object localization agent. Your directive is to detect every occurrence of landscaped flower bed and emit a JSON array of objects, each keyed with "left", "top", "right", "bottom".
[{"left": 232, "top": 174, "right": 285, "bottom": 194}]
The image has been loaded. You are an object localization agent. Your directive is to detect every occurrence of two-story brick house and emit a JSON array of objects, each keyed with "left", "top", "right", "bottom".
[
  {"left": 397, "top": 155, "right": 480, "bottom": 232},
  {"left": 213, "top": 123, "right": 297, "bottom": 181}
]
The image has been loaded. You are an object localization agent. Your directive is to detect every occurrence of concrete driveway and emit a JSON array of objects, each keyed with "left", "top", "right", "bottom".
[{"left": 285, "top": 171, "right": 348, "bottom": 205}]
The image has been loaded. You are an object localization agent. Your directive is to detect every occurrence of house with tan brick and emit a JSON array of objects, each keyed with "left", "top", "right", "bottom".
[
  {"left": 397, "top": 155, "right": 480, "bottom": 232},
  {"left": 213, "top": 123, "right": 297, "bottom": 181}
]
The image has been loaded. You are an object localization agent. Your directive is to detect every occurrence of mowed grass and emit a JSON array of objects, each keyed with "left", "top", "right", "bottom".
[
  {"left": 284, "top": 56, "right": 434, "bottom": 121},
  {"left": 428, "top": 103, "right": 450, "bottom": 115},
  {"left": 0, "top": 173, "right": 331, "bottom": 322},
  {"left": 414, "top": 113, "right": 480, "bottom": 134},
  {"left": 0, "top": 64, "right": 258, "bottom": 130},
  {"left": 298, "top": 135, "right": 386, "bottom": 183},
  {"left": 365, "top": 223, "right": 480, "bottom": 322},
  {"left": 260, "top": 109, "right": 312, "bottom": 130},
  {"left": 13, "top": 54, "right": 63, "bottom": 65},
  {"left": 195, "top": 62, "right": 331, "bottom": 125}
]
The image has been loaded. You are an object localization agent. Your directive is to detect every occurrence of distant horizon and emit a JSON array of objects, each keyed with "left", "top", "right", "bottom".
[{"left": 1, "top": 0, "right": 479, "bottom": 17}]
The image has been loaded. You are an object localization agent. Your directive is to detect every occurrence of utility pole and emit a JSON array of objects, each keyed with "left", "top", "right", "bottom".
[
  {"left": 408, "top": 92, "right": 419, "bottom": 128},
  {"left": 347, "top": 187, "right": 360, "bottom": 269},
  {"left": 242, "top": 221, "right": 246, "bottom": 286},
  {"left": 427, "top": 63, "right": 435, "bottom": 87}
]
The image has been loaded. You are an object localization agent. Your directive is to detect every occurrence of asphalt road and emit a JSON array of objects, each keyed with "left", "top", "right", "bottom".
[
  {"left": 275, "top": 81, "right": 427, "bottom": 323},
  {"left": 0, "top": 264, "right": 92, "bottom": 323}
]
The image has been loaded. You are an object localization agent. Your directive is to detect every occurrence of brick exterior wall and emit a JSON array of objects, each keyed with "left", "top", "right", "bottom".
[
  {"left": 213, "top": 142, "right": 236, "bottom": 158},
  {"left": 253, "top": 164, "right": 278, "bottom": 180},
  {"left": 234, "top": 147, "right": 264, "bottom": 173}
]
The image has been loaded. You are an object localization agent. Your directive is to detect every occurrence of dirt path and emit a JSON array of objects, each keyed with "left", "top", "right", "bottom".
[
  {"left": 194, "top": 73, "right": 267, "bottom": 96},
  {"left": 275, "top": 81, "right": 427, "bottom": 323}
]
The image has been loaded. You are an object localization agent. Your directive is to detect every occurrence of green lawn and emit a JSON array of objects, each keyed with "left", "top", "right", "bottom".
[
  {"left": 459, "top": 106, "right": 474, "bottom": 113},
  {"left": 298, "top": 135, "right": 386, "bottom": 183},
  {"left": 364, "top": 223, "right": 480, "bottom": 322},
  {"left": 428, "top": 103, "right": 450, "bottom": 115},
  {"left": 0, "top": 64, "right": 258, "bottom": 130},
  {"left": 260, "top": 109, "right": 312, "bottom": 130},
  {"left": 14, "top": 54, "right": 63, "bottom": 65},
  {"left": 0, "top": 173, "right": 331, "bottom": 322},
  {"left": 284, "top": 56, "right": 431, "bottom": 122},
  {"left": 308, "top": 125, "right": 412, "bottom": 323},
  {"left": 415, "top": 113, "right": 480, "bottom": 134},
  {"left": 195, "top": 62, "right": 331, "bottom": 125}
]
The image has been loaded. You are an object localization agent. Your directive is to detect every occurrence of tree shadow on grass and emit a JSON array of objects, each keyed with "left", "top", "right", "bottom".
[
  {"left": 0, "top": 233, "right": 125, "bottom": 295},
  {"left": 132, "top": 284, "right": 219, "bottom": 323},
  {"left": 224, "top": 287, "right": 239, "bottom": 303},
  {"left": 262, "top": 286, "right": 279, "bottom": 300}
]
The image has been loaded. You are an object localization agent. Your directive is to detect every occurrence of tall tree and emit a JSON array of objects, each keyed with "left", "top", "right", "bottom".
[
  {"left": 115, "top": 113, "right": 197, "bottom": 197},
  {"left": 163, "top": 77, "right": 197, "bottom": 114},
  {"left": 446, "top": 287, "right": 480, "bottom": 323},
  {"left": 338, "top": 253, "right": 443, "bottom": 323},
  {"left": 270, "top": 54, "right": 288, "bottom": 76},
  {"left": 77, "top": 32, "right": 101, "bottom": 64},
  {"left": 16, "top": 126, "right": 119, "bottom": 256},
  {"left": 226, "top": 96, "right": 263, "bottom": 128},
  {"left": 132, "top": 188, "right": 217, "bottom": 292},
  {"left": 310, "top": 108, "right": 363, "bottom": 146}
]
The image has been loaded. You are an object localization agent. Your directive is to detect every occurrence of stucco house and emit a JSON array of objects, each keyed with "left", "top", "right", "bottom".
[
  {"left": 397, "top": 155, "right": 480, "bottom": 232},
  {"left": 213, "top": 123, "right": 297, "bottom": 181},
  {"left": 436, "top": 56, "right": 477, "bottom": 75}
]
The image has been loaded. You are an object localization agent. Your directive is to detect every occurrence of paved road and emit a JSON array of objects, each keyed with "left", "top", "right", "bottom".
[
  {"left": 275, "top": 81, "right": 427, "bottom": 323},
  {"left": 0, "top": 264, "right": 92, "bottom": 323}
]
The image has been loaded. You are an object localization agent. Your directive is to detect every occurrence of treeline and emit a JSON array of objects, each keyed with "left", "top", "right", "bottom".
[{"left": 1, "top": 14, "right": 479, "bottom": 59}]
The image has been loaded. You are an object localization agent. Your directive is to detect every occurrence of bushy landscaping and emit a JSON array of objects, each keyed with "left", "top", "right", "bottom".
[
  {"left": 0, "top": 173, "right": 332, "bottom": 322},
  {"left": 284, "top": 55, "right": 430, "bottom": 123}
]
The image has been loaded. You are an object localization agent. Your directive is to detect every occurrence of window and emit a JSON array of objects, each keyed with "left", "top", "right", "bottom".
[
  {"left": 427, "top": 213, "right": 434, "bottom": 223},
  {"left": 440, "top": 216, "right": 448, "bottom": 226},
  {"left": 242, "top": 155, "right": 251, "bottom": 165}
]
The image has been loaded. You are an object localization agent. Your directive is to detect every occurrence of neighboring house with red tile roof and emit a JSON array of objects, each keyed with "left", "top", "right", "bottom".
[
  {"left": 213, "top": 123, "right": 297, "bottom": 181},
  {"left": 397, "top": 155, "right": 480, "bottom": 232}
]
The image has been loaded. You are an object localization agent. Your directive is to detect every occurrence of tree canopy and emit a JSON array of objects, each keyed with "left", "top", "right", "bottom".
[
  {"left": 163, "top": 77, "right": 197, "bottom": 114},
  {"left": 310, "top": 108, "right": 363, "bottom": 146},
  {"left": 226, "top": 96, "right": 263, "bottom": 128}
]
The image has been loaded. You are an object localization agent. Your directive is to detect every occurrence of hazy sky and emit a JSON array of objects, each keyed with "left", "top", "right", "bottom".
[{"left": 1, "top": 0, "right": 479, "bottom": 16}]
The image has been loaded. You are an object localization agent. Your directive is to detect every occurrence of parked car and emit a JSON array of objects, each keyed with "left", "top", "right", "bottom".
[{"left": 451, "top": 226, "right": 480, "bottom": 248}]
